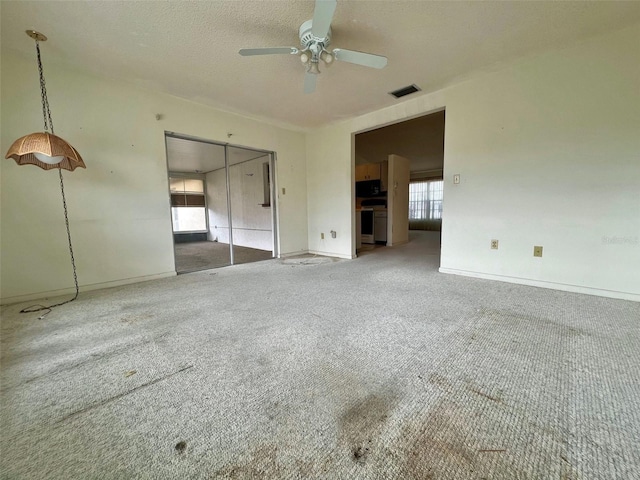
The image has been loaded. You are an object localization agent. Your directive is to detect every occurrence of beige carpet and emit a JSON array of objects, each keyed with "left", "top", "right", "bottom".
[{"left": 1, "top": 231, "right": 639, "bottom": 479}]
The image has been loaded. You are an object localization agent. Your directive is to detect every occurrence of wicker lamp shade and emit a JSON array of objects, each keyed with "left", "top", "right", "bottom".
[{"left": 5, "top": 132, "right": 85, "bottom": 171}]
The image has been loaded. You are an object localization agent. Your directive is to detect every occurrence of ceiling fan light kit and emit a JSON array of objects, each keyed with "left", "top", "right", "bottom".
[{"left": 239, "top": 0, "right": 387, "bottom": 93}]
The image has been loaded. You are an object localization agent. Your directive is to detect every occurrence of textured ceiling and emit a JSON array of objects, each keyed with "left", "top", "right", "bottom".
[{"left": 2, "top": 1, "right": 640, "bottom": 130}]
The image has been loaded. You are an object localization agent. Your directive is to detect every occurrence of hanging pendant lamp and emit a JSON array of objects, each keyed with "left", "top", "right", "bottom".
[
  {"left": 5, "top": 30, "right": 86, "bottom": 317},
  {"left": 6, "top": 31, "right": 86, "bottom": 171}
]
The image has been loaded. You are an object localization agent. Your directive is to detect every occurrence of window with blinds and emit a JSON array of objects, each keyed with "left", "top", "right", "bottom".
[
  {"left": 169, "top": 177, "right": 207, "bottom": 232},
  {"left": 409, "top": 180, "right": 443, "bottom": 220}
]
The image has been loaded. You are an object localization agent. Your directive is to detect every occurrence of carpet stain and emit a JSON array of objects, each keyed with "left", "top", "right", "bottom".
[
  {"left": 9, "top": 336, "right": 167, "bottom": 391},
  {"left": 478, "top": 307, "right": 588, "bottom": 337},
  {"left": 120, "top": 313, "right": 154, "bottom": 324},
  {"left": 560, "top": 454, "right": 580, "bottom": 480},
  {"left": 264, "top": 401, "right": 280, "bottom": 421},
  {"left": 175, "top": 441, "right": 187, "bottom": 454},
  {"left": 467, "top": 385, "right": 502, "bottom": 404},
  {"left": 57, "top": 365, "right": 194, "bottom": 423},
  {"left": 339, "top": 393, "right": 396, "bottom": 464},
  {"left": 352, "top": 441, "right": 373, "bottom": 464},
  {"left": 212, "top": 444, "right": 280, "bottom": 479},
  {"left": 397, "top": 395, "right": 571, "bottom": 479},
  {"left": 428, "top": 372, "right": 454, "bottom": 394},
  {"left": 400, "top": 400, "right": 486, "bottom": 479}
]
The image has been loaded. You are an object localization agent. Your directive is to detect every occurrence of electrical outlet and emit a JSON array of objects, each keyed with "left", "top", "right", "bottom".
[
  {"left": 453, "top": 174, "right": 460, "bottom": 184},
  {"left": 331, "top": 230, "right": 337, "bottom": 239},
  {"left": 491, "top": 239, "right": 499, "bottom": 250},
  {"left": 321, "top": 233, "right": 324, "bottom": 239},
  {"left": 282, "top": 187, "right": 286, "bottom": 195},
  {"left": 533, "top": 246, "right": 543, "bottom": 257}
]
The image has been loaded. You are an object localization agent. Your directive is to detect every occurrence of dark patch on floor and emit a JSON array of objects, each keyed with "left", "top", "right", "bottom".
[
  {"left": 211, "top": 444, "right": 318, "bottom": 479},
  {"left": 212, "top": 444, "right": 280, "bottom": 479},
  {"left": 119, "top": 303, "right": 144, "bottom": 311},
  {"left": 403, "top": 401, "right": 478, "bottom": 479},
  {"left": 57, "top": 365, "right": 194, "bottom": 423},
  {"left": 6, "top": 334, "right": 169, "bottom": 390},
  {"left": 428, "top": 372, "right": 454, "bottom": 394},
  {"left": 478, "top": 307, "right": 589, "bottom": 337},
  {"left": 352, "top": 440, "right": 373, "bottom": 464},
  {"left": 338, "top": 393, "right": 396, "bottom": 464},
  {"left": 467, "top": 385, "right": 503, "bottom": 404},
  {"left": 120, "top": 312, "right": 154, "bottom": 324},
  {"left": 175, "top": 440, "right": 187, "bottom": 453},
  {"left": 560, "top": 454, "right": 580, "bottom": 480},
  {"left": 397, "top": 392, "right": 570, "bottom": 479}
]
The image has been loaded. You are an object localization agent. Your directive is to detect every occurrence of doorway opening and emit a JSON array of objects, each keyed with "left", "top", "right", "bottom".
[
  {"left": 353, "top": 109, "right": 445, "bottom": 261},
  {"left": 165, "top": 133, "right": 277, "bottom": 274}
]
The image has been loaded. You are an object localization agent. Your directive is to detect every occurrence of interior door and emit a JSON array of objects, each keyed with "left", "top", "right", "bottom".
[{"left": 226, "top": 145, "right": 275, "bottom": 265}]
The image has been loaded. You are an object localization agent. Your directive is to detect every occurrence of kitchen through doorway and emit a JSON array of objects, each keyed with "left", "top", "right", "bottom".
[
  {"left": 354, "top": 109, "right": 445, "bottom": 260},
  {"left": 165, "top": 133, "right": 277, "bottom": 274}
]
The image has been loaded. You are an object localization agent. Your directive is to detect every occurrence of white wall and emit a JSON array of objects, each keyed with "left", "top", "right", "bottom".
[
  {"left": 306, "top": 24, "right": 640, "bottom": 300},
  {"left": 1, "top": 51, "right": 308, "bottom": 304},
  {"left": 306, "top": 123, "right": 355, "bottom": 259},
  {"left": 206, "top": 155, "right": 273, "bottom": 251},
  {"left": 3, "top": 24, "right": 638, "bottom": 303}
]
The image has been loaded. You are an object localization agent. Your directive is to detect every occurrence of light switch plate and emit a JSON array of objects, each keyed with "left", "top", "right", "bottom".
[
  {"left": 534, "top": 246, "right": 543, "bottom": 257},
  {"left": 453, "top": 174, "right": 460, "bottom": 184}
]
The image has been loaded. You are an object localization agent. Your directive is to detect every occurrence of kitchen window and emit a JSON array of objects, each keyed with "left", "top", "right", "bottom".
[
  {"left": 169, "top": 176, "right": 207, "bottom": 232},
  {"left": 409, "top": 180, "right": 443, "bottom": 220}
]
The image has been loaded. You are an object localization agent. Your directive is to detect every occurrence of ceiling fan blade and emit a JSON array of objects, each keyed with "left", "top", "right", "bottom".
[
  {"left": 332, "top": 48, "right": 388, "bottom": 69},
  {"left": 312, "top": 0, "right": 337, "bottom": 39},
  {"left": 304, "top": 72, "right": 317, "bottom": 94},
  {"left": 239, "top": 47, "right": 299, "bottom": 56}
]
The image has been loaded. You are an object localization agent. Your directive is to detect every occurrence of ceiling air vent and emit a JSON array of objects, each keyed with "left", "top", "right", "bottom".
[{"left": 389, "top": 84, "right": 421, "bottom": 99}]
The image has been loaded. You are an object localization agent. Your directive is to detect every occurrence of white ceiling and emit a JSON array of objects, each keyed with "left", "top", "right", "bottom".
[{"left": 2, "top": 1, "right": 639, "bottom": 131}]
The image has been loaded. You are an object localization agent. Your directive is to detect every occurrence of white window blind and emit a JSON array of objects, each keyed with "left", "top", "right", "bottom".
[
  {"left": 169, "top": 177, "right": 207, "bottom": 232},
  {"left": 409, "top": 180, "right": 443, "bottom": 220}
]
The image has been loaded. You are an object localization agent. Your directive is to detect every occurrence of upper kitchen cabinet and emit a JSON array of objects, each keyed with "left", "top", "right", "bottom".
[{"left": 355, "top": 163, "right": 381, "bottom": 182}]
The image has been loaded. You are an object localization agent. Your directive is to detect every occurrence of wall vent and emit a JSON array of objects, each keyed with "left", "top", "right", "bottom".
[{"left": 389, "top": 84, "right": 421, "bottom": 99}]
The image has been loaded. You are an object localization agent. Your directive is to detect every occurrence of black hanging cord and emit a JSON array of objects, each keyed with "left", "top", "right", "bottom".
[{"left": 20, "top": 40, "right": 79, "bottom": 319}]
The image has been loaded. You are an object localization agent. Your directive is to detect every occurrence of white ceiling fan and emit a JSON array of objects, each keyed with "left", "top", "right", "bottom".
[{"left": 239, "top": 0, "right": 387, "bottom": 94}]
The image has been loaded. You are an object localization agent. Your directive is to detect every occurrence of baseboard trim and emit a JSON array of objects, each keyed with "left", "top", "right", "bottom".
[
  {"left": 308, "top": 250, "right": 355, "bottom": 260},
  {"left": 0, "top": 271, "right": 177, "bottom": 306},
  {"left": 278, "top": 250, "right": 310, "bottom": 258},
  {"left": 387, "top": 240, "right": 409, "bottom": 247},
  {"left": 438, "top": 268, "right": 640, "bottom": 302}
]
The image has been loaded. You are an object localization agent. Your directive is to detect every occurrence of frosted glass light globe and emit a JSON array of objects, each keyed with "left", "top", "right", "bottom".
[{"left": 34, "top": 152, "right": 65, "bottom": 165}]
